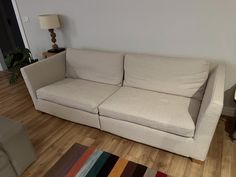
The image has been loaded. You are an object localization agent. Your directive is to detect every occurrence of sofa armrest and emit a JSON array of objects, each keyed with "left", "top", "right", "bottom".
[
  {"left": 21, "top": 51, "right": 66, "bottom": 108},
  {"left": 192, "top": 64, "right": 225, "bottom": 161}
]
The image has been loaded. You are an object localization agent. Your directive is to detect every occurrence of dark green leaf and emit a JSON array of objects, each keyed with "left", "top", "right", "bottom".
[
  {"left": 4, "top": 55, "right": 13, "bottom": 68},
  {"left": 9, "top": 72, "right": 18, "bottom": 84},
  {"left": 4, "top": 47, "right": 37, "bottom": 85}
]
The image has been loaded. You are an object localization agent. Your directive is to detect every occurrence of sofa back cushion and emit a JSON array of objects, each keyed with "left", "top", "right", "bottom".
[
  {"left": 66, "top": 48, "right": 124, "bottom": 85},
  {"left": 124, "top": 54, "right": 209, "bottom": 100}
]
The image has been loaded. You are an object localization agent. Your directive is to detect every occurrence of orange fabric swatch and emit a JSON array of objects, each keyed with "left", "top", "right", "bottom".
[
  {"left": 108, "top": 158, "right": 128, "bottom": 177},
  {"left": 65, "top": 147, "right": 96, "bottom": 177}
]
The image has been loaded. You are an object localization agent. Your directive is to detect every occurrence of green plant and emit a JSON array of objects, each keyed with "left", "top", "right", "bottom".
[{"left": 4, "top": 48, "right": 38, "bottom": 84}]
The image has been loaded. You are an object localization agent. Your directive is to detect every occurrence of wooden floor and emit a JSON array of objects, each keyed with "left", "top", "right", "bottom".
[{"left": 0, "top": 72, "right": 236, "bottom": 177}]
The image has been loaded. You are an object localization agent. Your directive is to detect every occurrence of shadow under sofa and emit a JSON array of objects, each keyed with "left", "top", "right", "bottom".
[{"left": 21, "top": 48, "right": 225, "bottom": 162}]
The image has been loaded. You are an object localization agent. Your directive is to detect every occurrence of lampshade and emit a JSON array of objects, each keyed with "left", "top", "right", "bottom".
[{"left": 39, "top": 14, "right": 60, "bottom": 29}]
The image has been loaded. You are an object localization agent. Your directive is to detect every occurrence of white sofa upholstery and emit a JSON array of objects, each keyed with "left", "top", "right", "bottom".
[
  {"left": 37, "top": 78, "right": 120, "bottom": 114},
  {"left": 99, "top": 87, "right": 200, "bottom": 138},
  {"left": 124, "top": 54, "right": 209, "bottom": 100},
  {"left": 66, "top": 48, "right": 124, "bottom": 85},
  {"left": 21, "top": 48, "right": 225, "bottom": 161}
]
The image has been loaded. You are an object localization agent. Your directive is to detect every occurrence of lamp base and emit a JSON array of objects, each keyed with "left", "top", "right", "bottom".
[{"left": 48, "top": 48, "right": 65, "bottom": 53}]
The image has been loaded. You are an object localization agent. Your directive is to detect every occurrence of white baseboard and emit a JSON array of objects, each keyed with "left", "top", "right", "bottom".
[{"left": 222, "top": 106, "right": 236, "bottom": 117}]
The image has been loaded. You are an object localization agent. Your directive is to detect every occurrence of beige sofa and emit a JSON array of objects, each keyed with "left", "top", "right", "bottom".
[{"left": 21, "top": 48, "right": 225, "bottom": 161}]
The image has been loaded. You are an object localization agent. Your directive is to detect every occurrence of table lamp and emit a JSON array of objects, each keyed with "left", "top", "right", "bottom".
[{"left": 39, "top": 14, "right": 65, "bottom": 53}]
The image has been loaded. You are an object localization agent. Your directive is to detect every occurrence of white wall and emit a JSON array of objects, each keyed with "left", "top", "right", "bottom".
[
  {"left": 0, "top": 49, "right": 7, "bottom": 71},
  {"left": 0, "top": 63, "right": 3, "bottom": 71},
  {"left": 16, "top": 1, "right": 236, "bottom": 94}
]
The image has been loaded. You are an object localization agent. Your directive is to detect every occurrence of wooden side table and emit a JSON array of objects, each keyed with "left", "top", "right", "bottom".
[{"left": 42, "top": 51, "right": 57, "bottom": 59}]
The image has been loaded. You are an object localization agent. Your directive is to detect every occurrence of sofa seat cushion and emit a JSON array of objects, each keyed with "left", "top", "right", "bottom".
[
  {"left": 99, "top": 87, "right": 201, "bottom": 137},
  {"left": 37, "top": 78, "right": 120, "bottom": 114}
]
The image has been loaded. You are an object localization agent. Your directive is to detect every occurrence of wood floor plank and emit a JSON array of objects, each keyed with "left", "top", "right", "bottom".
[
  {"left": 153, "top": 150, "right": 173, "bottom": 174},
  {"left": 167, "top": 155, "right": 188, "bottom": 177},
  {"left": 202, "top": 120, "right": 224, "bottom": 177},
  {"left": 0, "top": 71, "right": 236, "bottom": 177},
  {"left": 232, "top": 142, "right": 236, "bottom": 177},
  {"left": 220, "top": 119, "right": 233, "bottom": 177},
  {"left": 184, "top": 162, "right": 204, "bottom": 177}
]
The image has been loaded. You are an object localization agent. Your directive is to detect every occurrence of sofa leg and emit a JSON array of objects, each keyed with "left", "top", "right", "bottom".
[{"left": 191, "top": 158, "right": 205, "bottom": 165}]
